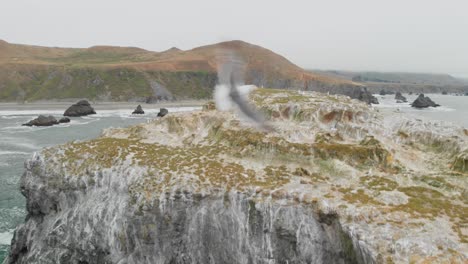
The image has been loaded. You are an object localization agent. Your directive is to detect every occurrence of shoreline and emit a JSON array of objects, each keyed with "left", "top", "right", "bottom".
[{"left": 0, "top": 100, "right": 208, "bottom": 111}]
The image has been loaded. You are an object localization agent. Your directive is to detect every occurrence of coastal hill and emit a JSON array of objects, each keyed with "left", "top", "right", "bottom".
[
  {"left": 0, "top": 39, "right": 372, "bottom": 102},
  {"left": 310, "top": 70, "right": 468, "bottom": 94}
]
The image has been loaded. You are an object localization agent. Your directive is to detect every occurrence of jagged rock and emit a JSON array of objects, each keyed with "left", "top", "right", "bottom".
[
  {"left": 411, "top": 94, "right": 440, "bottom": 108},
  {"left": 63, "top": 100, "right": 96, "bottom": 117},
  {"left": 394, "top": 92, "right": 407, "bottom": 103},
  {"left": 58, "top": 117, "right": 70, "bottom": 123},
  {"left": 357, "top": 89, "right": 379, "bottom": 104},
  {"left": 22, "top": 115, "right": 58, "bottom": 126},
  {"left": 132, "top": 105, "right": 144, "bottom": 114},
  {"left": 157, "top": 108, "right": 168, "bottom": 117}
]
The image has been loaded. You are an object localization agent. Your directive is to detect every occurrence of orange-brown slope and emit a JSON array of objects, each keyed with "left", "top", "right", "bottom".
[{"left": 0, "top": 39, "right": 374, "bottom": 102}]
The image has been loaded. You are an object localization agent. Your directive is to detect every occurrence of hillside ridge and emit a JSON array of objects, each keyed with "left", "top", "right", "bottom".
[{"left": 0, "top": 39, "right": 370, "bottom": 102}]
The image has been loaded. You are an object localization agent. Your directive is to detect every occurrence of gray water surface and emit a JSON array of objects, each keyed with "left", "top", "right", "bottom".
[{"left": 374, "top": 94, "right": 468, "bottom": 128}]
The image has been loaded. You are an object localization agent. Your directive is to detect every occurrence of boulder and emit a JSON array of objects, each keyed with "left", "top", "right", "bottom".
[
  {"left": 22, "top": 115, "right": 59, "bottom": 127},
  {"left": 59, "top": 117, "right": 70, "bottom": 123},
  {"left": 132, "top": 105, "right": 145, "bottom": 115},
  {"left": 442, "top": 91, "right": 448, "bottom": 95},
  {"left": 64, "top": 100, "right": 96, "bottom": 117},
  {"left": 358, "top": 90, "right": 379, "bottom": 104},
  {"left": 157, "top": 108, "right": 168, "bottom": 117},
  {"left": 411, "top": 94, "right": 440, "bottom": 108},
  {"left": 394, "top": 92, "right": 407, "bottom": 103}
]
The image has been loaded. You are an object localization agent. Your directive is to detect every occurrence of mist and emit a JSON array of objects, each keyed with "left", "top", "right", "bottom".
[{"left": 0, "top": 0, "right": 467, "bottom": 74}]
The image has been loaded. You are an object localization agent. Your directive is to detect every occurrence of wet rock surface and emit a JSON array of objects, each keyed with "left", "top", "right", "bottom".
[
  {"left": 22, "top": 115, "right": 58, "bottom": 127},
  {"left": 394, "top": 92, "right": 407, "bottom": 103},
  {"left": 157, "top": 108, "right": 168, "bottom": 117},
  {"left": 5, "top": 88, "right": 467, "bottom": 264},
  {"left": 411, "top": 94, "right": 440, "bottom": 108},
  {"left": 58, "top": 117, "right": 70, "bottom": 123},
  {"left": 63, "top": 100, "right": 96, "bottom": 117},
  {"left": 132, "top": 105, "right": 144, "bottom": 115}
]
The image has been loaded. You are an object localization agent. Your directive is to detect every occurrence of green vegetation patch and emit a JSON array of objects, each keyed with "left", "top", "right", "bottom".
[{"left": 360, "top": 176, "right": 398, "bottom": 192}]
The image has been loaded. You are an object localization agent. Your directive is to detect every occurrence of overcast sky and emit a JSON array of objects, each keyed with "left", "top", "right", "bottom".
[{"left": 1, "top": 0, "right": 467, "bottom": 76}]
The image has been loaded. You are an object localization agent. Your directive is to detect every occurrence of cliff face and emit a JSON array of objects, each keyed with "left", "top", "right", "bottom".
[{"left": 5, "top": 89, "right": 467, "bottom": 263}]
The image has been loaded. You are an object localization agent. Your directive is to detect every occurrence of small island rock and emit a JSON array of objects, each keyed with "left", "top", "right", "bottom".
[
  {"left": 64, "top": 100, "right": 96, "bottom": 117},
  {"left": 132, "top": 105, "right": 145, "bottom": 114},
  {"left": 157, "top": 108, "right": 168, "bottom": 117},
  {"left": 411, "top": 94, "right": 440, "bottom": 108},
  {"left": 22, "top": 115, "right": 59, "bottom": 127},
  {"left": 59, "top": 117, "right": 71, "bottom": 123},
  {"left": 394, "top": 92, "right": 407, "bottom": 103}
]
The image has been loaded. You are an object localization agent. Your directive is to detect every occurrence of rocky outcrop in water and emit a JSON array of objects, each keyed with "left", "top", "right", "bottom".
[
  {"left": 394, "top": 92, "right": 407, "bottom": 103},
  {"left": 63, "top": 100, "right": 96, "bottom": 117},
  {"left": 157, "top": 108, "right": 168, "bottom": 117},
  {"left": 132, "top": 105, "right": 144, "bottom": 115},
  {"left": 356, "top": 88, "right": 379, "bottom": 104},
  {"left": 58, "top": 117, "right": 70, "bottom": 123},
  {"left": 5, "top": 88, "right": 467, "bottom": 264},
  {"left": 411, "top": 94, "right": 440, "bottom": 108},
  {"left": 22, "top": 115, "right": 58, "bottom": 127}
]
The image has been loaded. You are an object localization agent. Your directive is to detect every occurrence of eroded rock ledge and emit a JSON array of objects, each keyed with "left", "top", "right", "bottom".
[{"left": 5, "top": 89, "right": 468, "bottom": 264}]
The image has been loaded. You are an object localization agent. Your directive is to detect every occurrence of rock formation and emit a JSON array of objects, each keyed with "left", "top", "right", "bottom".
[
  {"left": 157, "top": 108, "right": 168, "bottom": 117},
  {"left": 5, "top": 88, "right": 467, "bottom": 264},
  {"left": 411, "top": 94, "right": 440, "bottom": 108},
  {"left": 132, "top": 105, "right": 144, "bottom": 115},
  {"left": 394, "top": 92, "right": 407, "bottom": 103},
  {"left": 22, "top": 115, "right": 58, "bottom": 127},
  {"left": 63, "top": 100, "right": 96, "bottom": 117},
  {"left": 58, "top": 117, "right": 70, "bottom": 123},
  {"left": 356, "top": 88, "right": 379, "bottom": 104}
]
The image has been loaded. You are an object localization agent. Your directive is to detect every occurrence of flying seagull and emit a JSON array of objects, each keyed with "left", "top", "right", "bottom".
[{"left": 215, "top": 50, "right": 270, "bottom": 130}]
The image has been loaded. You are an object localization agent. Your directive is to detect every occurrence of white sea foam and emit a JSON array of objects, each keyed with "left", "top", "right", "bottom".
[
  {"left": 0, "top": 231, "right": 13, "bottom": 245},
  {"left": 0, "top": 150, "right": 29, "bottom": 156},
  {"left": 0, "top": 138, "right": 38, "bottom": 150}
]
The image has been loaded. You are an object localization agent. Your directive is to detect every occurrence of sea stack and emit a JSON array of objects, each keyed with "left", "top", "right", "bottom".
[
  {"left": 22, "top": 115, "right": 59, "bottom": 127},
  {"left": 157, "top": 108, "right": 168, "bottom": 117},
  {"left": 132, "top": 105, "right": 145, "bottom": 114},
  {"left": 59, "top": 117, "right": 71, "bottom": 123},
  {"left": 411, "top": 94, "right": 440, "bottom": 108},
  {"left": 64, "top": 100, "right": 96, "bottom": 117},
  {"left": 394, "top": 92, "right": 407, "bottom": 103}
]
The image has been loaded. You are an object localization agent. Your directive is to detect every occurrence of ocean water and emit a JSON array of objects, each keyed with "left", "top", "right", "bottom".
[
  {"left": 373, "top": 94, "right": 468, "bottom": 128},
  {"left": 0, "top": 106, "right": 199, "bottom": 262}
]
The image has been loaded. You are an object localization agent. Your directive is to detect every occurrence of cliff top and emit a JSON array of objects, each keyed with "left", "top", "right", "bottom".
[{"left": 31, "top": 88, "right": 468, "bottom": 263}]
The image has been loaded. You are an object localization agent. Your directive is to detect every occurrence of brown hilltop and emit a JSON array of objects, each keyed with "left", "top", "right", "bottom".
[
  {"left": 0, "top": 39, "right": 348, "bottom": 84},
  {"left": 0, "top": 39, "right": 369, "bottom": 102}
]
